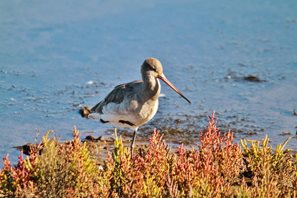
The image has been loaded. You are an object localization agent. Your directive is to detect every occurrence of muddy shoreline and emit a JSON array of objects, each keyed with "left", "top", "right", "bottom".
[{"left": 1, "top": 0, "right": 297, "bottom": 160}]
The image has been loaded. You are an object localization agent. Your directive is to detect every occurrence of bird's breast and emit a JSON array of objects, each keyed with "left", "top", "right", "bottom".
[{"left": 137, "top": 99, "right": 159, "bottom": 125}]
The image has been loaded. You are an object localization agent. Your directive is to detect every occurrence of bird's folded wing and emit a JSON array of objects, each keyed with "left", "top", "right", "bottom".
[{"left": 91, "top": 80, "right": 142, "bottom": 114}]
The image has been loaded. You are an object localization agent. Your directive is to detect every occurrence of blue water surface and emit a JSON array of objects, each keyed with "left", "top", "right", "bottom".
[{"left": 0, "top": 0, "right": 297, "bottom": 161}]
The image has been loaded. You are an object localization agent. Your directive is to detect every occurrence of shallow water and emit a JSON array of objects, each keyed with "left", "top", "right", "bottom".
[{"left": 1, "top": 0, "right": 297, "bottom": 161}]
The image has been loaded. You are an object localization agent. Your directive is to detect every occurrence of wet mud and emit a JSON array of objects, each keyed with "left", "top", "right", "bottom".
[{"left": 1, "top": 0, "right": 297, "bottom": 162}]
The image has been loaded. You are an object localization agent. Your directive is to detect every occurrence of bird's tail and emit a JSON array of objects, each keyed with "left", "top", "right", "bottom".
[{"left": 79, "top": 106, "right": 91, "bottom": 118}]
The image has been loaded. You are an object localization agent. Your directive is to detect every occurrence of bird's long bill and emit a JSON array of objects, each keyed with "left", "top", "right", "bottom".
[{"left": 159, "top": 74, "right": 191, "bottom": 104}]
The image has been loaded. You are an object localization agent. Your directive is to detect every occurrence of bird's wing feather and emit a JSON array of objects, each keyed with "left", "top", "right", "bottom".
[{"left": 91, "top": 80, "right": 142, "bottom": 114}]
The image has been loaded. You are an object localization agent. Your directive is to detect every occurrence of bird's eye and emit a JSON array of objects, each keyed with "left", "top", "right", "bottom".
[{"left": 151, "top": 66, "right": 157, "bottom": 72}]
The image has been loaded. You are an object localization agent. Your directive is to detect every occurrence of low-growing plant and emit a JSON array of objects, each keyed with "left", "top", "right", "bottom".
[
  {"left": 241, "top": 136, "right": 297, "bottom": 197},
  {"left": 0, "top": 115, "right": 296, "bottom": 197}
]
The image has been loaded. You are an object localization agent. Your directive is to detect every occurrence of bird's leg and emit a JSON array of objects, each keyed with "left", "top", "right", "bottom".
[{"left": 130, "top": 128, "right": 138, "bottom": 157}]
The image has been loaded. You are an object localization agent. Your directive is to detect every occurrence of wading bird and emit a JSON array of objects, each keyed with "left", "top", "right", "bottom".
[{"left": 80, "top": 57, "right": 191, "bottom": 156}]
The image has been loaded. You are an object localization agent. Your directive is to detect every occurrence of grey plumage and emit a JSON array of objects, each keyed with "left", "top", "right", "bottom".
[{"left": 81, "top": 57, "right": 191, "bottom": 156}]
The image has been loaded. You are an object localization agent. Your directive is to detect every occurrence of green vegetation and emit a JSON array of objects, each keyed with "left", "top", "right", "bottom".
[{"left": 0, "top": 115, "right": 296, "bottom": 197}]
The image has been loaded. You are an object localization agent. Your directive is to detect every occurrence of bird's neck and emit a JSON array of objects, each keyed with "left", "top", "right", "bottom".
[{"left": 142, "top": 74, "right": 161, "bottom": 101}]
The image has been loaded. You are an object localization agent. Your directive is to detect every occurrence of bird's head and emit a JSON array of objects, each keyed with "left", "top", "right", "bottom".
[
  {"left": 141, "top": 57, "right": 191, "bottom": 104},
  {"left": 141, "top": 57, "right": 163, "bottom": 78}
]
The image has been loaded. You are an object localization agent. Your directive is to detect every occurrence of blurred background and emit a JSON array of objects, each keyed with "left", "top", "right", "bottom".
[{"left": 1, "top": 0, "right": 297, "bottom": 161}]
